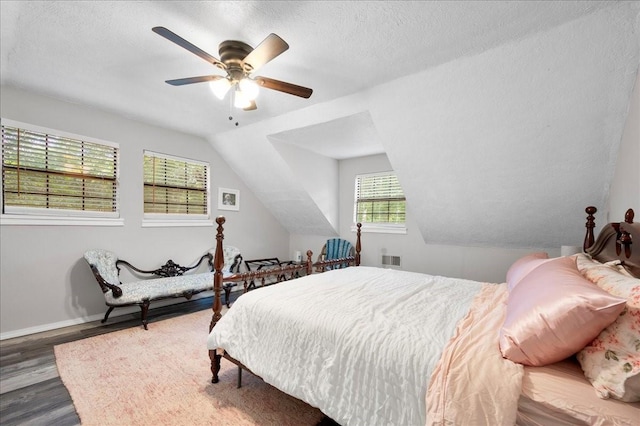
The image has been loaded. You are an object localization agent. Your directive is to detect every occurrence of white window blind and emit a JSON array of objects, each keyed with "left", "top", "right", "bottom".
[
  {"left": 354, "top": 172, "right": 406, "bottom": 224},
  {"left": 1, "top": 123, "right": 118, "bottom": 215},
  {"left": 143, "top": 151, "right": 208, "bottom": 215}
]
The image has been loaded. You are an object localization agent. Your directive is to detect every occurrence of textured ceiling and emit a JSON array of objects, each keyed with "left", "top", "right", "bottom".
[
  {"left": 209, "top": 1, "right": 640, "bottom": 245},
  {"left": 0, "top": 1, "right": 620, "bottom": 142},
  {"left": 2, "top": 1, "right": 639, "bottom": 247}
]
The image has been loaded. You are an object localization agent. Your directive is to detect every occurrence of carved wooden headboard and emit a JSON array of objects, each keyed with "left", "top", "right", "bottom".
[{"left": 583, "top": 206, "right": 639, "bottom": 278}]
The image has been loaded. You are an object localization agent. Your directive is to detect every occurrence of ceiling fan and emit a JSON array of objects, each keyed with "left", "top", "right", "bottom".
[{"left": 152, "top": 27, "right": 313, "bottom": 111}]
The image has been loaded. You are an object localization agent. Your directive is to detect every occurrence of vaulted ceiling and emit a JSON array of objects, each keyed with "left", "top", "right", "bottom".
[{"left": 2, "top": 1, "right": 639, "bottom": 247}]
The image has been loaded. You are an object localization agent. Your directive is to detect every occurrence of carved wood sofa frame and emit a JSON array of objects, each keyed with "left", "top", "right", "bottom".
[
  {"left": 208, "top": 217, "right": 362, "bottom": 384},
  {"left": 84, "top": 249, "right": 242, "bottom": 330}
]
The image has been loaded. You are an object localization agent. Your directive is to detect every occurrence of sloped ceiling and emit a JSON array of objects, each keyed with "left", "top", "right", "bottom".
[
  {"left": 210, "top": 2, "right": 640, "bottom": 247},
  {"left": 0, "top": 1, "right": 626, "bottom": 136},
  {"left": 1, "top": 1, "right": 639, "bottom": 247}
]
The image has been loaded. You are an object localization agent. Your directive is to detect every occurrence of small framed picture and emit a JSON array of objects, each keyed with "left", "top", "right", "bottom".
[{"left": 218, "top": 188, "right": 240, "bottom": 211}]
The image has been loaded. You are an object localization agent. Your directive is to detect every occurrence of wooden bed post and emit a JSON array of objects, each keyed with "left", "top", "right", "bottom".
[
  {"left": 620, "top": 208, "right": 635, "bottom": 259},
  {"left": 625, "top": 208, "right": 635, "bottom": 224},
  {"left": 209, "top": 216, "right": 225, "bottom": 383},
  {"left": 306, "top": 250, "right": 313, "bottom": 276},
  {"left": 355, "top": 222, "right": 362, "bottom": 266},
  {"left": 583, "top": 206, "right": 597, "bottom": 252}
]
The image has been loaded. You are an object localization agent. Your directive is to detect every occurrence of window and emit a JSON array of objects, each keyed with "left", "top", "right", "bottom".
[
  {"left": 354, "top": 171, "right": 406, "bottom": 233},
  {"left": 1, "top": 119, "right": 121, "bottom": 225},
  {"left": 143, "top": 151, "right": 209, "bottom": 225}
]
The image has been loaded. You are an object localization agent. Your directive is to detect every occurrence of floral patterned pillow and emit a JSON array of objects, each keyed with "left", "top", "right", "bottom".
[{"left": 575, "top": 254, "right": 640, "bottom": 402}]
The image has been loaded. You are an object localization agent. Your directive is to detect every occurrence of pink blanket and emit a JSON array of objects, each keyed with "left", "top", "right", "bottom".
[{"left": 426, "top": 283, "right": 524, "bottom": 425}]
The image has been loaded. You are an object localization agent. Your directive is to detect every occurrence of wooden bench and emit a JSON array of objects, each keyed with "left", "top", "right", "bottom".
[{"left": 84, "top": 247, "right": 242, "bottom": 329}]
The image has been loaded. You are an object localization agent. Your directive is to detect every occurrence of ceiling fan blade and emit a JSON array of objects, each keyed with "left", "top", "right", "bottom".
[
  {"left": 242, "top": 34, "right": 289, "bottom": 73},
  {"left": 243, "top": 100, "right": 257, "bottom": 111},
  {"left": 255, "top": 76, "right": 313, "bottom": 99},
  {"left": 152, "top": 26, "right": 225, "bottom": 69},
  {"left": 165, "top": 75, "right": 223, "bottom": 86}
]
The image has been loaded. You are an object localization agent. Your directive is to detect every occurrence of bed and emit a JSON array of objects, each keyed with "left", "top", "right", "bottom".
[{"left": 206, "top": 208, "right": 639, "bottom": 425}]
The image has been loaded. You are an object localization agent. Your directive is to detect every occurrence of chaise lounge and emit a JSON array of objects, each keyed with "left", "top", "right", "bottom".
[{"left": 84, "top": 246, "right": 242, "bottom": 329}]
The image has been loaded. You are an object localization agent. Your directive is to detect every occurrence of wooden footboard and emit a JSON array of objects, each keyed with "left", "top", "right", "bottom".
[{"left": 208, "top": 217, "right": 362, "bottom": 383}]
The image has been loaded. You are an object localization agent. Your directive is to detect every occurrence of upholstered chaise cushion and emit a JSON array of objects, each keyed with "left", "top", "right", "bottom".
[
  {"left": 103, "top": 272, "right": 214, "bottom": 305},
  {"left": 84, "top": 248, "right": 232, "bottom": 328},
  {"left": 84, "top": 249, "right": 120, "bottom": 285},
  {"left": 85, "top": 249, "right": 217, "bottom": 305}
]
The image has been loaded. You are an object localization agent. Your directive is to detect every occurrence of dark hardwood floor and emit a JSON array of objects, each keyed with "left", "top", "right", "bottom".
[{"left": 0, "top": 296, "right": 221, "bottom": 426}]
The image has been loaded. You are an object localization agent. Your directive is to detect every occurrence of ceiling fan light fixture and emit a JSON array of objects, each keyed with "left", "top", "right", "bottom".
[
  {"left": 154, "top": 27, "right": 313, "bottom": 111},
  {"left": 239, "top": 78, "right": 259, "bottom": 101},
  {"left": 209, "top": 78, "right": 231, "bottom": 100},
  {"left": 233, "top": 88, "right": 252, "bottom": 109}
]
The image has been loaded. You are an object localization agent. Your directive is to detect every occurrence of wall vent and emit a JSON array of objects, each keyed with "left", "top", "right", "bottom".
[{"left": 381, "top": 255, "right": 401, "bottom": 269}]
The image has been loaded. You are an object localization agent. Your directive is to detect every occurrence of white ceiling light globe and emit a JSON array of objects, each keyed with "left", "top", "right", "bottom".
[
  {"left": 239, "top": 78, "right": 259, "bottom": 101},
  {"left": 234, "top": 88, "right": 252, "bottom": 109},
  {"left": 209, "top": 78, "right": 231, "bottom": 100}
]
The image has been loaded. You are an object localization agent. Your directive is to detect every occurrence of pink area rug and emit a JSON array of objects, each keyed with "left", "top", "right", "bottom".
[{"left": 54, "top": 309, "right": 324, "bottom": 425}]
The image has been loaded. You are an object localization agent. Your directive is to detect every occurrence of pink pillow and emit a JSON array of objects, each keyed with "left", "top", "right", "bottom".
[
  {"left": 506, "top": 252, "right": 550, "bottom": 291},
  {"left": 499, "top": 256, "right": 626, "bottom": 366}
]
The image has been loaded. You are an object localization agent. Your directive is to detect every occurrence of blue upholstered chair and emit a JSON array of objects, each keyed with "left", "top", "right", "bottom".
[{"left": 316, "top": 238, "right": 355, "bottom": 271}]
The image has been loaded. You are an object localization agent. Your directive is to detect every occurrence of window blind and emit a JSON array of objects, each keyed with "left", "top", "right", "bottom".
[
  {"left": 355, "top": 172, "right": 406, "bottom": 224},
  {"left": 1, "top": 124, "right": 118, "bottom": 213},
  {"left": 143, "top": 152, "right": 208, "bottom": 215}
]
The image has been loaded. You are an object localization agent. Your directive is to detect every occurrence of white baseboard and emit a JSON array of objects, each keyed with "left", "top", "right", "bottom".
[
  {"left": 0, "top": 292, "right": 215, "bottom": 341},
  {"left": 0, "top": 312, "right": 107, "bottom": 341}
]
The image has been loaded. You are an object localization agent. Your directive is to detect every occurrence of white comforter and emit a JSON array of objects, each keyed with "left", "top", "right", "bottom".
[{"left": 207, "top": 266, "right": 486, "bottom": 425}]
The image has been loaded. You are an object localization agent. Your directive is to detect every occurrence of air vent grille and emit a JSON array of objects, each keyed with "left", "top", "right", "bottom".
[{"left": 381, "top": 255, "right": 401, "bottom": 268}]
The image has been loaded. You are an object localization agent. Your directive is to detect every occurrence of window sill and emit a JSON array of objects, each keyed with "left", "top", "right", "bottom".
[
  {"left": 142, "top": 218, "right": 214, "bottom": 228},
  {"left": 0, "top": 214, "right": 124, "bottom": 226},
  {"left": 351, "top": 223, "right": 407, "bottom": 234}
]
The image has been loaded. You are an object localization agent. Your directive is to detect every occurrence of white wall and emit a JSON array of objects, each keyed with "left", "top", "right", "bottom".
[
  {"left": 292, "top": 137, "right": 640, "bottom": 284},
  {"left": 609, "top": 70, "right": 640, "bottom": 220},
  {"left": 290, "top": 154, "right": 554, "bottom": 284},
  {"left": 271, "top": 139, "right": 340, "bottom": 234},
  {"left": 0, "top": 86, "right": 290, "bottom": 339},
  {"left": 341, "top": 154, "right": 561, "bottom": 283},
  {"left": 291, "top": 64, "right": 639, "bottom": 283}
]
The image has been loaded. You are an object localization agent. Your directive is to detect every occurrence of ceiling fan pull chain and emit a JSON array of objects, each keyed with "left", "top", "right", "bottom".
[{"left": 229, "top": 91, "right": 239, "bottom": 126}]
